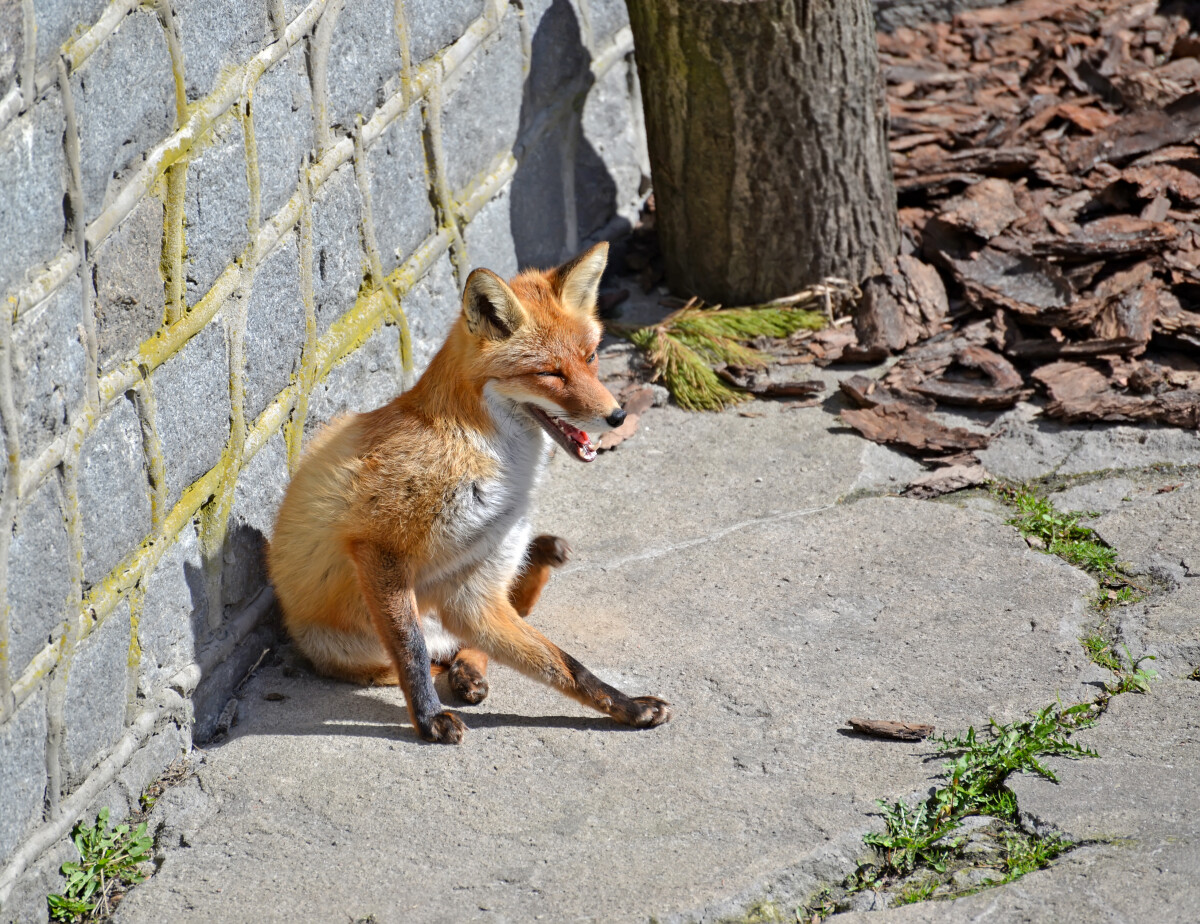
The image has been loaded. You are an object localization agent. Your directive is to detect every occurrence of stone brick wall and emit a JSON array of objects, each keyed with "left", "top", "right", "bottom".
[{"left": 0, "top": 0, "right": 648, "bottom": 915}]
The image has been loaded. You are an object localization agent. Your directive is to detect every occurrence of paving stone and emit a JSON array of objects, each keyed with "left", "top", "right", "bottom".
[
  {"left": 311, "top": 165, "right": 366, "bottom": 334},
  {"left": 93, "top": 194, "right": 166, "bottom": 370},
  {"left": 441, "top": 14, "right": 524, "bottom": 192},
  {"left": 32, "top": 0, "right": 107, "bottom": 66},
  {"left": 979, "top": 403, "right": 1200, "bottom": 482},
  {"left": 583, "top": 0, "right": 630, "bottom": 45},
  {"left": 152, "top": 318, "right": 231, "bottom": 511},
  {"left": 138, "top": 522, "right": 206, "bottom": 696},
  {"left": 0, "top": 90, "right": 66, "bottom": 296},
  {"left": 222, "top": 431, "right": 287, "bottom": 611},
  {"left": 404, "top": 0, "right": 482, "bottom": 64},
  {"left": 463, "top": 178, "right": 518, "bottom": 279},
  {"left": 6, "top": 477, "right": 73, "bottom": 678},
  {"left": 402, "top": 249, "right": 459, "bottom": 372},
  {"left": 78, "top": 396, "right": 151, "bottom": 587},
  {"left": 1114, "top": 580, "right": 1200, "bottom": 681},
  {"left": 11, "top": 276, "right": 88, "bottom": 460},
  {"left": 367, "top": 106, "right": 434, "bottom": 273},
  {"left": 305, "top": 323, "right": 401, "bottom": 437},
  {"left": 244, "top": 232, "right": 305, "bottom": 422},
  {"left": 1049, "top": 476, "right": 1138, "bottom": 516},
  {"left": 113, "top": 401, "right": 1105, "bottom": 923},
  {"left": 0, "top": 690, "right": 47, "bottom": 866},
  {"left": 577, "top": 55, "right": 644, "bottom": 238},
  {"left": 0, "top": 0, "right": 21, "bottom": 99},
  {"left": 173, "top": 0, "right": 271, "bottom": 101},
  {"left": 325, "top": 0, "right": 402, "bottom": 133},
  {"left": 71, "top": 9, "right": 175, "bottom": 223},
  {"left": 872, "top": 0, "right": 1003, "bottom": 34},
  {"left": 523, "top": 0, "right": 590, "bottom": 114},
  {"left": 252, "top": 44, "right": 314, "bottom": 219},
  {"left": 510, "top": 127, "right": 569, "bottom": 267},
  {"left": 184, "top": 113, "right": 250, "bottom": 304},
  {"left": 62, "top": 601, "right": 130, "bottom": 787},
  {"left": 1092, "top": 480, "right": 1198, "bottom": 582}
]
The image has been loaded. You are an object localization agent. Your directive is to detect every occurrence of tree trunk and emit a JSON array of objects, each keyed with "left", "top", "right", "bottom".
[{"left": 625, "top": 0, "right": 899, "bottom": 305}]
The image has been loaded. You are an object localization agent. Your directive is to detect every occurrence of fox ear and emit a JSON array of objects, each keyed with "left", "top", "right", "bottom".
[
  {"left": 555, "top": 242, "right": 609, "bottom": 319},
  {"left": 462, "top": 268, "right": 526, "bottom": 340}
]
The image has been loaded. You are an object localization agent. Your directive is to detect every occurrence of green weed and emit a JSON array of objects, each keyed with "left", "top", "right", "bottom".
[
  {"left": 894, "top": 877, "right": 939, "bottom": 905},
  {"left": 864, "top": 702, "right": 1096, "bottom": 880},
  {"left": 47, "top": 808, "right": 152, "bottom": 923},
  {"left": 1104, "top": 648, "right": 1158, "bottom": 695},
  {"left": 1000, "top": 831, "right": 1072, "bottom": 878},
  {"left": 992, "top": 485, "right": 1126, "bottom": 583}
]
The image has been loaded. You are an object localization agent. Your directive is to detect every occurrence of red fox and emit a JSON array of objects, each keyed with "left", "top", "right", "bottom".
[{"left": 267, "top": 243, "right": 671, "bottom": 743}]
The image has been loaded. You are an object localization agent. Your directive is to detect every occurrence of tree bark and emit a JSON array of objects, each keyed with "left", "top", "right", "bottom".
[{"left": 626, "top": 0, "right": 899, "bottom": 305}]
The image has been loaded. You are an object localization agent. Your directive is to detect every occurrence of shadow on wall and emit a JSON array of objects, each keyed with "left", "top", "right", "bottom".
[{"left": 511, "top": 0, "right": 624, "bottom": 270}]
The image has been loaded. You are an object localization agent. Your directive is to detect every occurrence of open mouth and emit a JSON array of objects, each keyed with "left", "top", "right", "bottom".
[{"left": 525, "top": 405, "right": 597, "bottom": 462}]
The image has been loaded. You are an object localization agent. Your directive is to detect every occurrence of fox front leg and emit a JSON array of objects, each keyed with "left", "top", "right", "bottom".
[{"left": 350, "top": 543, "right": 466, "bottom": 744}]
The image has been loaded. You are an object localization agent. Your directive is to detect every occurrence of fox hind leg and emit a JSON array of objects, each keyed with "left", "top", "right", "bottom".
[{"left": 447, "top": 534, "right": 572, "bottom": 705}]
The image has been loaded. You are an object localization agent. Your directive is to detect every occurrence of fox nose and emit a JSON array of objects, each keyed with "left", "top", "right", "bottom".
[{"left": 606, "top": 408, "right": 626, "bottom": 428}]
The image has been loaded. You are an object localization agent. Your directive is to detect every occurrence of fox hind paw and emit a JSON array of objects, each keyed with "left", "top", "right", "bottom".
[{"left": 449, "top": 660, "right": 490, "bottom": 705}]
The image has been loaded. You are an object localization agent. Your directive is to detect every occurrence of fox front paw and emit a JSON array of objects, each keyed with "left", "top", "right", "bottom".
[
  {"left": 418, "top": 710, "right": 467, "bottom": 744},
  {"left": 449, "top": 659, "right": 490, "bottom": 705},
  {"left": 530, "top": 534, "right": 571, "bottom": 567},
  {"left": 612, "top": 695, "right": 673, "bottom": 729}
]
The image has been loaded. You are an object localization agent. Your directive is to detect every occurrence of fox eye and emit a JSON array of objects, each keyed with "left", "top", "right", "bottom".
[
  {"left": 586, "top": 351, "right": 597, "bottom": 364},
  {"left": 537, "top": 370, "right": 566, "bottom": 381}
]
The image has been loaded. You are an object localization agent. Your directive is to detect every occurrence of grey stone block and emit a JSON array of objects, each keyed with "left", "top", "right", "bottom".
[
  {"left": 223, "top": 431, "right": 287, "bottom": 610},
  {"left": 78, "top": 396, "right": 151, "bottom": 587},
  {"left": 116, "top": 723, "right": 187, "bottom": 808},
  {"left": 11, "top": 275, "right": 88, "bottom": 460},
  {"left": 93, "top": 194, "right": 166, "bottom": 369},
  {"left": 0, "top": 836, "right": 71, "bottom": 924},
  {"left": 442, "top": 14, "right": 524, "bottom": 193},
  {"left": 184, "top": 113, "right": 250, "bottom": 304},
  {"left": 576, "top": 56, "right": 644, "bottom": 239},
  {"left": 325, "top": 0, "right": 402, "bottom": 133},
  {"left": 72, "top": 10, "right": 175, "bottom": 223},
  {"left": 511, "top": 128, "right": 569, "bottom": 267},
  {"left": 523, "top": 0, "right": 590, "bottom": 114},
  {"left": 62, "top": 601, "right": 131, "bottom": 786},
  {"left": 367, "top": 106, "right": 434, "bottom": 273},
  {"left": 404, "top": 0, "right": 482, "bottom": 64},
  {"left": 0, "top": 91, "right": 66, "bottom": 296},
  {"left": 138, "top": 521, "right": 206, "bottom": 696},
  {"left": 305, "top": 323, "right": 401, "bottom": 438},
  {"left": 32, "top": 0, "right": 107, "bottom": 66},
  {"left": 463, "top": 179, "right": 518, "bottom": 279},
  {"left": 403, "top": 249, "right": 459, "bottom": 372},
  {"left": 173, "top": 0, "right": 271, "bottom": 101},
  {"left": 244, "top": 232, "right": 305, "bottom": 422},
  {"left": 0, "top": 0, "right": 21, "bottom": 100},
  {"left": 253, "top": 44, "right": 314, "bottom": 220},
  {"left": 6, "top": 477, "right": 73, "bottom": 678},
  {"left": 582, "top": 0, "right": 629, "bottom": 45},
  {"left": 0, "top": 690, "right": 47, "bottom": 865},
  {"left": 312, "top": 165, "right": 366, "bottom": 334},
  {"left": 153, "top": 318, "right": 231, "bottom": 510}
]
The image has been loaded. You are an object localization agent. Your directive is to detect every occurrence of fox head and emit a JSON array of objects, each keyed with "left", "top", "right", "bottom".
[{"left": 460, "top": 242, "right": 623, "bottom": 462}]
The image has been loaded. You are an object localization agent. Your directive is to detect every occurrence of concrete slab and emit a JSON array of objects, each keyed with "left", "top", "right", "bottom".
[
  {"left": 115, "top": 401, "right": 1104, "bottom": 924},
  {"left": 840, "top": 681, "right": 1200, "bottom": 924}
]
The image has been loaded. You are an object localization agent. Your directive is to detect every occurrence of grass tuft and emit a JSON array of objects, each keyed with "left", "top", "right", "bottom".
[{"left": 626, "top": 283, "right": 851, "bottom": 411}]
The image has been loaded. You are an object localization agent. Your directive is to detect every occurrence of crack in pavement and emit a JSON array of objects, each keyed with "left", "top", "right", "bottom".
[{"left": 558, "top": 502, "right": 837, "bottom": 576}]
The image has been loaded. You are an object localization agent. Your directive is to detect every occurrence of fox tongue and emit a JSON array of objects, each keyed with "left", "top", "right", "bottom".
[{"left": 560, "top": 421, "right": 589, "bottom": 446}]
